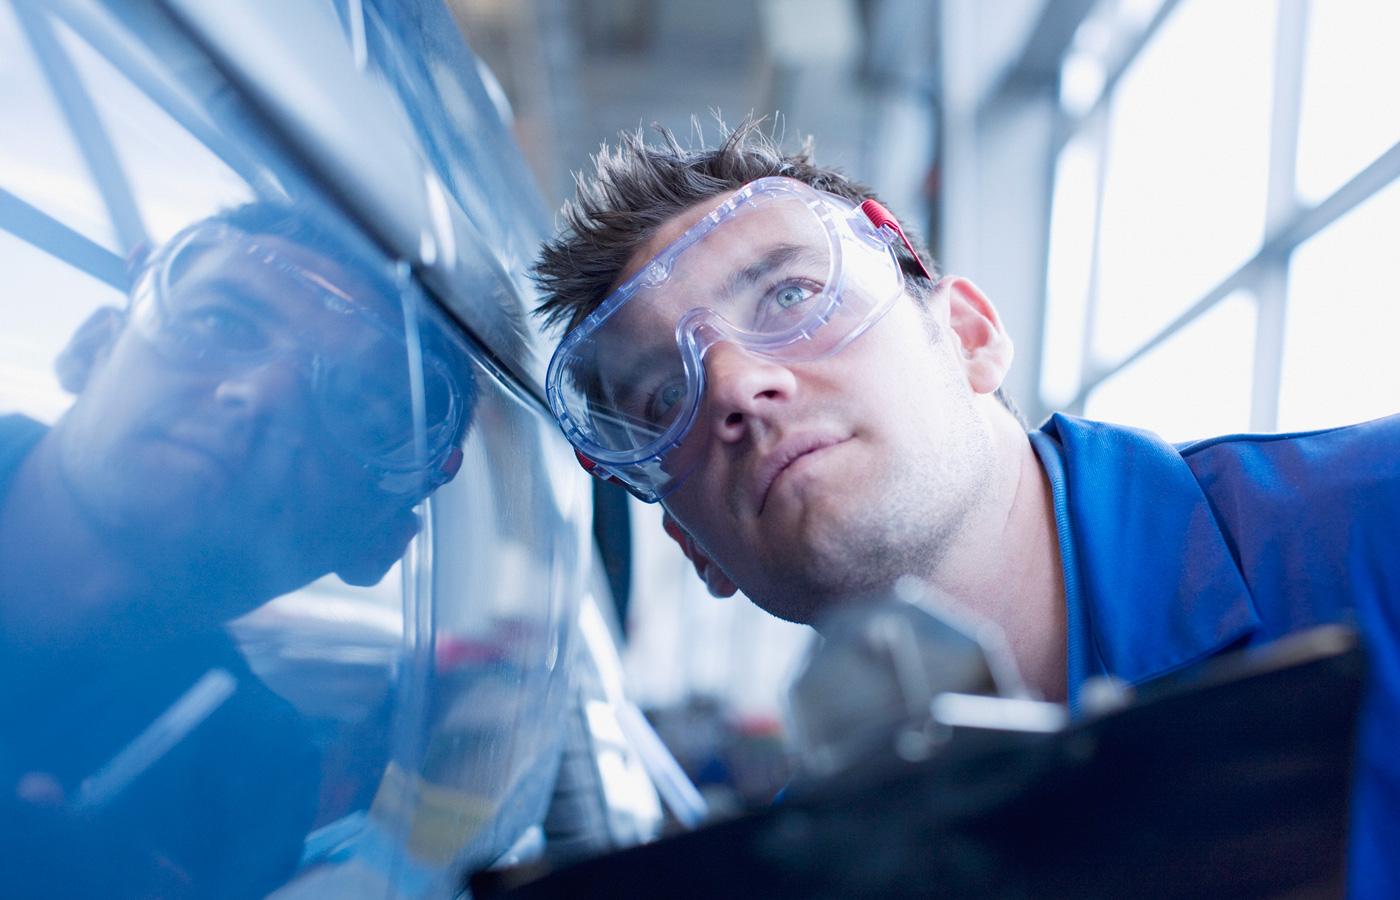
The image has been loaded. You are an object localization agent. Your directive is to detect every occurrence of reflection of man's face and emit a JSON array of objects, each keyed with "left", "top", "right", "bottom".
[{"left": 54, "top": 229, "right": 445, "bottom": 598}]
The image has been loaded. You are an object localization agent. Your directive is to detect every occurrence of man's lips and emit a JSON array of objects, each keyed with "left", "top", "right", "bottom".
[
  {"left": 151, "top": 426, "right": 244, "bottom": 476},
  {"left": 754, "top": 434, "right": 847, "bottom": 516}
]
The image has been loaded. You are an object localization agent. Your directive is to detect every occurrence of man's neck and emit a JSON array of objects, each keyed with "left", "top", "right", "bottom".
[
  {"left": 922, "top": 410, "right": 1068, "bottom": 702},
  {"left": 0, "top": 435, "right": 204, "bottom": 659}
]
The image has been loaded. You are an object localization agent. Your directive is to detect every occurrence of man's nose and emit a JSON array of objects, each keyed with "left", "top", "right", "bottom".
[
  {"left": 212, "top": 356, "right": 306, "bottom": 419},
  {"left": 702, "top": 341, "right": 797, "bottom": 442}
]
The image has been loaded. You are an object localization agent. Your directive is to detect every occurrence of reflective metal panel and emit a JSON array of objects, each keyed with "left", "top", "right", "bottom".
[
  {"left": 158, "top": 0, "right": 552, "bottom": 396},
  {"left": 0, "top": 0, "right": 591, "bottom": 896}
]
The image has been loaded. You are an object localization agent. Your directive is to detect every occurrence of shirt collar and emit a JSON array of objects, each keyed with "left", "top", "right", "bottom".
[{"left": 1033, "top": 414, "right": 1260, "bottom": 704}]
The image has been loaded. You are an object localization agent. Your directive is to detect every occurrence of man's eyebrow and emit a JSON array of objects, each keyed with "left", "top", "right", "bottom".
[{"left": 719, "top": 244, "right": 822, "bottom": 300}]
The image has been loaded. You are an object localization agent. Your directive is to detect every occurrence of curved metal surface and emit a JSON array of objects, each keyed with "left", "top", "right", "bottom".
[
  {"left": 0, "top": 0, "right": 595, "bottom": 896},
  {"left": 154, "top": 0, "right": 553, "bottom": 399}
]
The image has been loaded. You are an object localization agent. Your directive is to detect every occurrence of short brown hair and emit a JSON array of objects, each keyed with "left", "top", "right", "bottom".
[
  {"left": 533, "top": 119, "right": 1025, "bottom": 425},
  {"left": 533, "top": 119, "right": 939, "bottom": 333}
]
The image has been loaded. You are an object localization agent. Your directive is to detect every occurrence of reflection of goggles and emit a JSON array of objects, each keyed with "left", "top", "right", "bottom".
[
  {"left": 129, "top": 224, "right": 465, "bottom": 496},
  {"left": 547, "top": 176, "right": 923, "bottom": 502}
]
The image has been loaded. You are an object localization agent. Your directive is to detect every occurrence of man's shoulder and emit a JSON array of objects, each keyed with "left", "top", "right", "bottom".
[
  {"left": 1039, "top": 412, "right": 1399, "bottom": 686},
  {"left": 1039, "top": 411, "right": 1400, "bottom": 550},
  {"left": 0, "top": 413, "right": 48, "bottom": 510},
  {"left": 1173, "top": 413, "right": 1400, "bottom": 505},
  {"left": 1041, "top": 411, "right": 1399, "bottom": 494},
  {"left": 1174, "top": 412, "right": 1400, "bottom": 461},
  {"left": 0, "top": 414, "right": 46, "bottom": 469}
]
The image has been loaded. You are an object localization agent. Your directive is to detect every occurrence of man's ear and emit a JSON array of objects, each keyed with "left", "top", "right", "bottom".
[
  {"left": 335, "top": 506, "right": 421, "bottom": 587},
  {"left": 943, "top": 277, "right": 1014, "bottom": 395},
  {"left": 661, "top": 510, "right": 738, "bottom": 598},
  {"left": 55, "top": 307, "right": 126, "bottom": 395}
]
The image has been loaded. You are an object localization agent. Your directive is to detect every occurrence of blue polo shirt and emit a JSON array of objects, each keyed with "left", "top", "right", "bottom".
[{"left": 1030, "top": 412, "right": 1400, "bottom": 900}]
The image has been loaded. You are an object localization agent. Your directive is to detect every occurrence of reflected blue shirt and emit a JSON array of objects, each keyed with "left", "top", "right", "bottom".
[
  {"left": 0, "top": 414, "right": 320, "bottom": 898},
  {"left": 1030, "top": 413, "right": 1400, "bottom": 900}
]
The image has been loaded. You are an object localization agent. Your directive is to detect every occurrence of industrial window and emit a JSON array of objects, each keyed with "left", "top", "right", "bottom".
[{"left": 1040, "top": 0, "right": 1400, "bottom": 441}]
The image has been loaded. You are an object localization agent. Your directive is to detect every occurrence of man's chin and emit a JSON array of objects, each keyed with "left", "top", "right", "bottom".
[
  {"left": 741, "top": 519, "right": 917, "bottom": 625},
  {"left": 747, "top": 571, "right": 894, "bottom": 627}
]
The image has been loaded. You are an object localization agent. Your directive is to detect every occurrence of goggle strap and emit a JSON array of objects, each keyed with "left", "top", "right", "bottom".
[
  {"left": 575, "top": 449, "right": 622, "bottom": 486},
  {"left": 440, "top": 445, "right": 464, "bottom": 481},
  {"left": 377, "top": 445, "right": 465, "bottom": 496},
  {"left": 575, "top": 450, "right": 651, "bottom": 502},
  {"left": 419, "top": 446, "right": 463, "bottom": 493},
  {"left": 859, "top": 199, "right": 933, "bottom": 281}
]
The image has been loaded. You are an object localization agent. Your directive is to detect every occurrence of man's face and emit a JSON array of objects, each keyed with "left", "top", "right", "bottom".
[
  {"left": 55, "top": 231, "right": 429, "bottom": 598},
  {"left": 620, "top": 198, "right": 1002, "bottom": 623},
  {"left": 584, "top": 196, "right": 843, "bottom": 485}
]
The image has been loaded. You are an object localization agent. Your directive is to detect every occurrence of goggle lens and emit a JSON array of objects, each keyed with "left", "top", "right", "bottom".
[
  {"left": 547, "top": 177, "right": 906, "bottom": 502},
  {"left": 132, "top": 225, "right": 464, "bottom": 491}
]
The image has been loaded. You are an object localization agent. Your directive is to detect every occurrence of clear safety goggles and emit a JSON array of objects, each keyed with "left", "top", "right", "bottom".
[
  {"left": 547, "top": 176, "right": 922, "bottom": 502},
  {"left": 129, "top": 223, "right": 465, "bottom": 496}
]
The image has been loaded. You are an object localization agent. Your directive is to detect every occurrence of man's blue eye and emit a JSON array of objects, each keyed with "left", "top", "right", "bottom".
[
  {"left": 774, "top": 285, "right": 811, "bottom": 309},
  {"left": 649, "top": 380, "right": 686, "bottom": 424}
]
